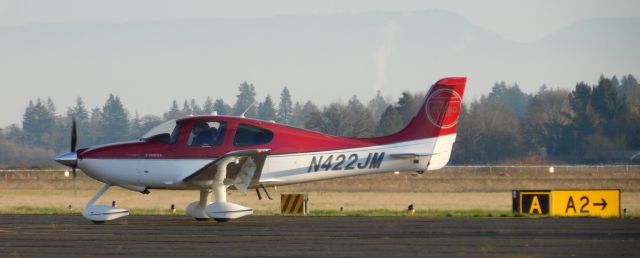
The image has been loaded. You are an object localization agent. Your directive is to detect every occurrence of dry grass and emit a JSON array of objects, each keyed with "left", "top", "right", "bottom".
[
  {"left": 0, "top": 189, "right": 513, "bottom": 211},
  {"left": 1, "top": 167, "right": 639, "bottom": 215}
]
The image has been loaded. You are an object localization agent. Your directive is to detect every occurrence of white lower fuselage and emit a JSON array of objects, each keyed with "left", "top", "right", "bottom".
[{"left": 78, "top": 135, "right": 456, "bottom": 191}]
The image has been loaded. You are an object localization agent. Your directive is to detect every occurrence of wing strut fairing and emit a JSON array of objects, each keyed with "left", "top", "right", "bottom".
[{"left": 182, "top": 149, "right": 270, "bottom": 192}]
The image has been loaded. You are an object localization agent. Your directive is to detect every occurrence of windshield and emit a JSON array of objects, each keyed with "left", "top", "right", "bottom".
[{"left": 141, "top": 119, "right": 178, "bottom": 139}]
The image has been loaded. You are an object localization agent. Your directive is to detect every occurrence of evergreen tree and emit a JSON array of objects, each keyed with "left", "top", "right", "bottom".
[
  {"left": 290, "top": 102, "right": 303, "bottom": 126},
  {"left": 620, "top": 75, "right": 640, "bottom": 149},
  {"left": 45, "top": 98, "right": 56, "bottom": 114},
  {"left": 395, "top": 92, "right": 424, "bottom": 125},
  {"left": 163, "top": 100, "right": 182, "bottom": 120},
  {"left": 67, "top": 97, "right": 89, "bottom": 121},
  {"left": 181, "top": 100, "right": 193, "bottom": 116},
  {"left": 367, "top": 90, "right": 388, "bottom": 121},
  {"left": 450, "top": 103, "right": 470, "bottom": 164},
  {"left": 587, "top": 76, "right": 626, "bottom": 155},
  {"left": 346, "top": 95, "right": 375, "bottom": 137},
  {"left": 568, "top": 82, "right": 596, "bottom": 158},
  {"left": 377, "top": 105, "right": 403, "bottom": 135},
  {"left": 190, "top": 99, "right": 204, "bottom": 115},
  {"left": 129, "top": 111, "right": 143, "bottom": 139},
  {"left": 298, "top": 101, "right": 319, "bottom": 129},
  {"left": 621, "top": 75, "right": 640, "bottom": 106},
  {"left": 611, "top": 75, "right": 620, "bottom": 90},
  {"left": 3, "top": 124, "right": 22, "bottom": 143},
  {"left": 233, "top": 82, "right": 257, "bottom": 117},
  {"left": 88, "top": 107, "right": 102, "bottom": 146},
  {"left": 277, "top": 87, "right": 293, "bottom": 124},
  {"left": 304, "top": 108, "right": 329, "bottom": 133},
  {"left": 40, "top": 98, "right": 70, "bottom": 151},
  {"left": 203, "top": 97, "right": 215, "bottom": 114},
  {"left": 66, "top": 97, "right": 90, "bottom": 147},
  {"left": 462, "top": 96, "right": 523, "bottom": 163},
  {"left": 22, "top": 98, "right": 55, "bottom": 146},
  {"left": 213, "top": 99, "right": 232, "bottom": 115},
  {"left": 97, "top": 94, "right": 129, "bottom": 143},
  {"left": 521, "top": 88, "right": 572, "bottom": 158},
  {"left": 257, "top": 95, "right": 277, "bottom": 121},
  {"left": 319, "top": 103, "right": 350, "bottom": 136},
  {"left": 487, "top": 81, "right": 532, "bottom": 118},
  {"left": 591, "top": 76, "right": 620, "bottom": 131},
  {"left": 396, "top": 91, "right": 416, "bottom": 125}
]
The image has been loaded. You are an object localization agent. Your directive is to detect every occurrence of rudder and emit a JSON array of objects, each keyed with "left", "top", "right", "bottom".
[
  {"left": 365, "top": 77, "right": 466, "bottom": 171},
  {"left": 372, "top": 77, "right": 466, "bottom": 143}
]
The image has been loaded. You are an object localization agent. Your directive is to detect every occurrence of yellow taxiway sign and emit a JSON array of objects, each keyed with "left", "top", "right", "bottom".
[{"left": 550, "top": 190, "right": 620, "bottom": 218}]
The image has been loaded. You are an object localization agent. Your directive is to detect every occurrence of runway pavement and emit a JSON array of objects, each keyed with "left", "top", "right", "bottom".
[{"left": 0, "top": 215, "right": 638, "bottom": 257}]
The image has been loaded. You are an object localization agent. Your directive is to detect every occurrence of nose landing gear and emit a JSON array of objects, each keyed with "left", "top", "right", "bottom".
[{"left": 83, "top": 183, "right": 129, "bottom": 223}]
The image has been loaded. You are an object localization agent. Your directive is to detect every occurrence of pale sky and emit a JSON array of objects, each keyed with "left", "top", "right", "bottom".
[
  {"left": 0, "top": 0, "right": 638, "bottom": 127},
  {"left": 1, "top": 0, "right": 637, "bottom": 42}
]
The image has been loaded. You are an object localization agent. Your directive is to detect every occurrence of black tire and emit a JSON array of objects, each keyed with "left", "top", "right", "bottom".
[
  {"left": 92, "top": 220, "right": 106, "bottom": 224},
  {"left": 214, "top": 218, "right": 230, "bottom": 222}
]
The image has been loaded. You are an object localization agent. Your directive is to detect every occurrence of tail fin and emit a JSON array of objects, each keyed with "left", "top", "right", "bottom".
[
  {"left": 373, "top": 77, "right": 466, "bottom": 143},
  {"left": 369, "top": 77, "right": 466, "bottom": 171}
]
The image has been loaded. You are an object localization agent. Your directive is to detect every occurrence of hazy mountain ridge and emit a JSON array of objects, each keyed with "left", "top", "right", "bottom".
[{"left": 0, "top": 9, "right": 637, "bottom": 126}]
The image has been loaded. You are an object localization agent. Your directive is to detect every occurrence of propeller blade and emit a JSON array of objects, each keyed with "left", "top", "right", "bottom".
[{"left": 71, "top": 117, "right": 77, "bottom": 153}]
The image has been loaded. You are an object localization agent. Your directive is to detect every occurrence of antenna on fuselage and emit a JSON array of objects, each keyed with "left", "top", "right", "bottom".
[{"left": 240, "top": 101, "right": 257, "bottom": 118}]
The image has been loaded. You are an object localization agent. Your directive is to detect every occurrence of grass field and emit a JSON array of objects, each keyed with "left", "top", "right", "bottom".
[{"left": 1, "top": 166, "right": 639, "bottom": 217}]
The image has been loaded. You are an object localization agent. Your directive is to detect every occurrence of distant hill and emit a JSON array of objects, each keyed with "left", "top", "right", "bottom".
[{"left": 0, "top": 9, "right": 638, "bottom": 126}]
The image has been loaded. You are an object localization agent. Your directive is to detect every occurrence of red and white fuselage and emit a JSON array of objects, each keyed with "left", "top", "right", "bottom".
[{"left": 56, "top": 77, "right": 466, "bottom": 222}]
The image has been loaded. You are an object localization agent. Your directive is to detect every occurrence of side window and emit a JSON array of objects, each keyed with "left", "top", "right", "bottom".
[
  {"left": 188, "top": 121, "right": 226, "bottom": 146},
  {"left": 233, "top": 124, "right": 274, "bottom": 147}
]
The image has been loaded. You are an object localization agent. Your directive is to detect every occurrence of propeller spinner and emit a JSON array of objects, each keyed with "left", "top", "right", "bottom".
[
  {"left": 55, "top": 118, "right": 78, "bottom": 168},
  {"left": 55, "top": 118, "right": 79, "bottom": 195}
]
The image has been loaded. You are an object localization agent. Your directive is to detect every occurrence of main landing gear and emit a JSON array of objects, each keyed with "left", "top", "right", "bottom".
[
  {"left": 187, "top": 156, "right": 253, "bottom": 222},
  {"left": 187, "top": 189, "right": 213, "bottom": 221},
  {"left": 83, "top": 183, "right": 129, "bottom": 224}
]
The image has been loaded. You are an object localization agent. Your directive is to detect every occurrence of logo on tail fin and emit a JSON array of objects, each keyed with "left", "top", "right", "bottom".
[{"left": 425, "top": 89, "right": 462, "bottom": 129}]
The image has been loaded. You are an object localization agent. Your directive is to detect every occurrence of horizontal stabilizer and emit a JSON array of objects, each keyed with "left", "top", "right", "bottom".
[
  {"left": 258, "top": 179, "right": 282, "bottom": 184},
  {"left": 390, "top": 153, "right": 435, "bottom": 159}
]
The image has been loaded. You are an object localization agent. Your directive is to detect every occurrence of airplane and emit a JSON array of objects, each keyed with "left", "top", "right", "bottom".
[{"left": 55, "top": 77, "right": 466, "bottom": 223}]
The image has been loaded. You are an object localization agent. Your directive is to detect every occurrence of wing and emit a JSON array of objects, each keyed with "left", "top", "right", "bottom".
[{"left": 182, "top": 149, "right": 270, "bottom": 193}]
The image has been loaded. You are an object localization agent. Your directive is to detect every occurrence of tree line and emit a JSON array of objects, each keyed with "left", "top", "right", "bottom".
[{"left": 1, "top": 75, "right": 638, "bottom": 167}]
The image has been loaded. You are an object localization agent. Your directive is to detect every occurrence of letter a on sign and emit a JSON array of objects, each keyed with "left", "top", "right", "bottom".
[
  {"left": 565, "top": 196, "right": 577, "bottom": 214},
  {"left": 529, "top": 196, "right": 542, "bottom": 214}
]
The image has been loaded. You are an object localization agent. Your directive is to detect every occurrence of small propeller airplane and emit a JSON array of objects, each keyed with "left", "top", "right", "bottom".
[{"left": 55, "top": 77, "right": 466, "bottom": 223}]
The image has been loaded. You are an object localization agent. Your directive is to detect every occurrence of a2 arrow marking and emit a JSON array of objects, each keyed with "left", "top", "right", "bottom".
[{"left": 593, "top": 198, "right": 607, "bottom": 210}]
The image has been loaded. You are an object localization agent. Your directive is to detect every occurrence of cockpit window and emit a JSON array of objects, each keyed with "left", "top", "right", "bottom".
[
  {"left": 188, "top": 121, "right": 226, "bottom": 146},
  {"left": 141, "top": 119, "right": 181, "bottom": 144},
  {"left": 233, "top": 124, "right": 273, "bottom": 147}
]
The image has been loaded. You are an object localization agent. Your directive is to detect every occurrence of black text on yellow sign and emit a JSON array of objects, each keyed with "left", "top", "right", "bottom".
[{"left": 550, "top": 190, "right": 620, "bottom": 218}]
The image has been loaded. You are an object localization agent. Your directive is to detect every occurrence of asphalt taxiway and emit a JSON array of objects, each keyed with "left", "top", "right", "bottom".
[{"left": 0, "top": 215, "right": 638, "bottom": 257}]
